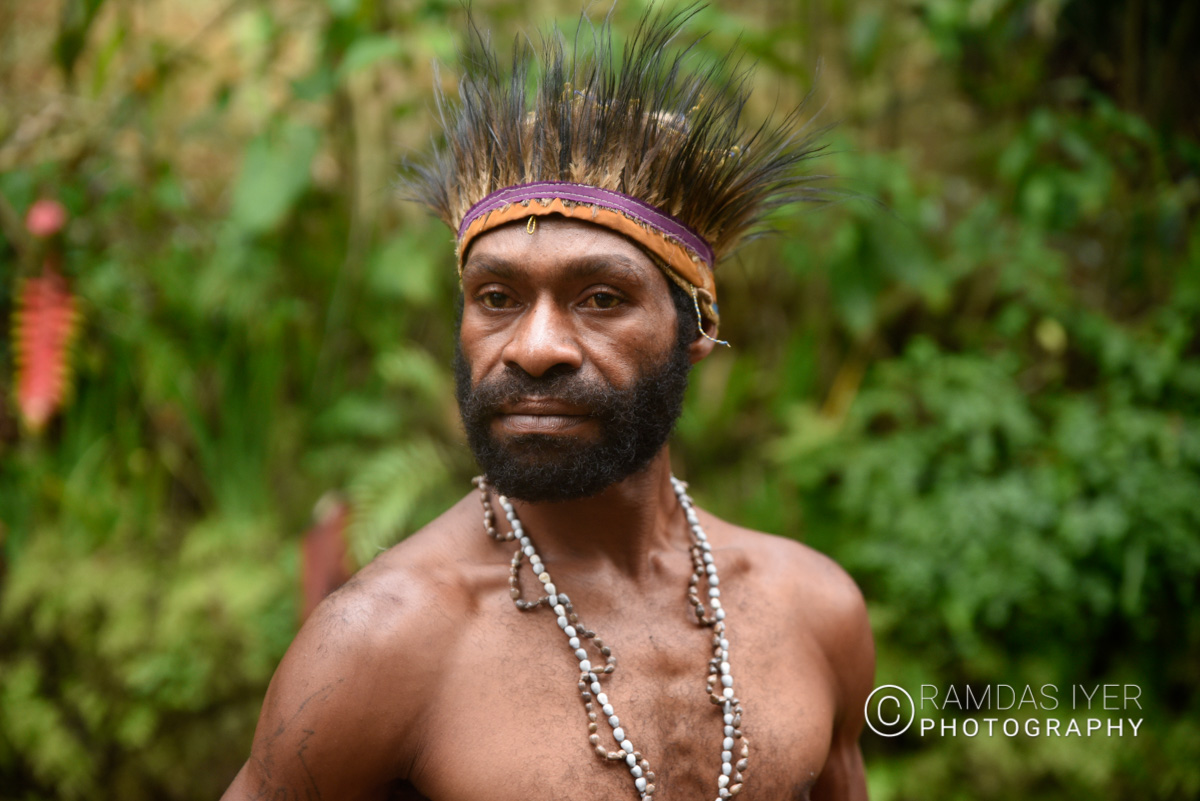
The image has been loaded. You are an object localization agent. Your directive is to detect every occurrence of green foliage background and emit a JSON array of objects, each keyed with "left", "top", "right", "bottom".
[{"left": 1, "top": 0, "right": 1197, "bottom": 798}]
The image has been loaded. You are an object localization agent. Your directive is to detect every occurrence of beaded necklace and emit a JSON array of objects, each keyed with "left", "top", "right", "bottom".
[{"left": 473, "top": 475, "right": 749, "bottom": 800}]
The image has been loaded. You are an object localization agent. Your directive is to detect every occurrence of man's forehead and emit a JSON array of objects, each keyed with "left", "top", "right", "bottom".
[{"left": 461, "top": 216, "right": 664, "bottom": 286}]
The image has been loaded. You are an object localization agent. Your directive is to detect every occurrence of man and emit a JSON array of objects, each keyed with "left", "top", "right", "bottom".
[{"left": 223, "top": 7, "right": 874, "bottom": 800}]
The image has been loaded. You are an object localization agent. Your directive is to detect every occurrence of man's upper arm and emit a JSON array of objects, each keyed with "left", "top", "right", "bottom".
[
  {"left": 806, "top": 552, "right": 875, "bottom": 801},
  {"left": 222, "top": 574, "right": 438, "bottom": 801}
]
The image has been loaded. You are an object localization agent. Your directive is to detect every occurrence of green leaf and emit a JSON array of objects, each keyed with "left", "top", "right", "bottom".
[
  {"left": 336, "top": 36, "right": 402, "bottom": 82},
  {"left": 229, "top": 124, "right": 320, "bottom": 233}
]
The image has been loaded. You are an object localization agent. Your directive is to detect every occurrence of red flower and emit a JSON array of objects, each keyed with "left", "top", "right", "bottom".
[
  {"left": 13, "top": 267, "right": 79, "bottom": 433},
  {"left": 24, "top": 199, "right": 68, "bottom": 238}
]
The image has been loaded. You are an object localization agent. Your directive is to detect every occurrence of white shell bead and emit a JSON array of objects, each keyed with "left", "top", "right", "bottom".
[{"left": 613, "top": 727, "right": 625, "bottom": 741}]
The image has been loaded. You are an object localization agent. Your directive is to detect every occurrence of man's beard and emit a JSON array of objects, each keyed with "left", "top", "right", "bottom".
[{"left": 454, "top": 337, "right": 692, "bottom": 503}]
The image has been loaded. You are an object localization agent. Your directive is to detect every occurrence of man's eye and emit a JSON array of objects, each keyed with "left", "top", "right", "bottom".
[
  {"left": 479, "top": 291, "right": 512, "bottom": 309},
  {"left": 585, "top": 292, "right": 622, "bottom": 309}
]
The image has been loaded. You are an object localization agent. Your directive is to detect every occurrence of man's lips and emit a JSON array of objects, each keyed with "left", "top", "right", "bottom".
[{"left": 493, "top": 399, "right": 592, "bottom": 434}]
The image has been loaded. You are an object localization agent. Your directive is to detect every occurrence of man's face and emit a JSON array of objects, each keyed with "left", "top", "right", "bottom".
[{"left": 455, "top": 217, "right": 702, "bottom": 502}]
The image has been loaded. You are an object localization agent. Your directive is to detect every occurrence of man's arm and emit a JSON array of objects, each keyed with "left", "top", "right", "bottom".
[
  {"left": 807, "top": 556, "right": 876, "bottom": 801},
  {"left": 222, "top": 568, "right": 441, "bottom": 801}
]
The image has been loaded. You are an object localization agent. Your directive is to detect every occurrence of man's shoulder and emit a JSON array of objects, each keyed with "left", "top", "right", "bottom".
[
  {"left": 227, "top": 494, "right": 489, "bottom": 798},
  {"left": 270, "top": 491, "right": 494, "bottom": 716},
  {"left": 704, "top": 513, "right": 874, "bottom": 696},
  {"left": 304, "top": 491, "right": 488, "bottom": 652},
  {"left": 708, "top": 514, "right": 865, "bottom": 615}
]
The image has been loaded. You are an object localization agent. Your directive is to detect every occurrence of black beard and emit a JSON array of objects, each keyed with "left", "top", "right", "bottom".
[{"left": 454, "top": 338, "right": 692, "bottom": 503}]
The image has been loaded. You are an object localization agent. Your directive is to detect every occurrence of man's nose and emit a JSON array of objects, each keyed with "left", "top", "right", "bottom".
[{"left": 500, "top": 299, "right": 584, "bottom": 378}]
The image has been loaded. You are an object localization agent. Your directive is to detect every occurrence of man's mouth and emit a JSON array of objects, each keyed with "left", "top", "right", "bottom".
[{"left": 493, "top": 398, "right": 593, "bottom": 434}]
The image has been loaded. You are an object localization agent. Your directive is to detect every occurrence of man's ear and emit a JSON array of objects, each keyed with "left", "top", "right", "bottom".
[{"left": 687, "top": 320, "right": 719, "bottom": 364}]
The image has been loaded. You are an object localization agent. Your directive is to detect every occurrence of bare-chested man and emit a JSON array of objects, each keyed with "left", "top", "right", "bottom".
[{"left": 223, "top": 8, "right": 874, "bottom": 801}]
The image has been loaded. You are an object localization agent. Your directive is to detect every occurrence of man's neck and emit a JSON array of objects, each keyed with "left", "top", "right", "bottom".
[{"left": 500, "top": 448, "right": 687, "bottom": 581}]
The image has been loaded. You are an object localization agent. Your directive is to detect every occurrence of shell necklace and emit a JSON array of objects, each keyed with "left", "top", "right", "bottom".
[{"left": 473, "top": 475, "right": 749, "bottom": 800}]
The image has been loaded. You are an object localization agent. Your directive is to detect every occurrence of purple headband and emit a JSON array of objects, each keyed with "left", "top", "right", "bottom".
[{"left": 457, "top": 181, "right": 714, "bottom": 267}]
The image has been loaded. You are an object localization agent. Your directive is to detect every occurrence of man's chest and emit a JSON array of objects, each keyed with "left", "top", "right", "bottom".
[{"left": 404, "top": 593, "right": 836, "bottom": 801}]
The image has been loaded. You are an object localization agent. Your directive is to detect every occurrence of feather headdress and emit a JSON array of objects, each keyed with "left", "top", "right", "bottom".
[{"left": 405, "top": 4, "right": 826, "bottom": 332}]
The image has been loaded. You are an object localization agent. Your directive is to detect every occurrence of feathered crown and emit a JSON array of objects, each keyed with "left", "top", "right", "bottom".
[{"left": 405, "top": 4, "right": 826, "bottom": 334}]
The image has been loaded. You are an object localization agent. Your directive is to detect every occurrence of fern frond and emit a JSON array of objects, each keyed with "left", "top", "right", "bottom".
[{"left": 346, "top": 438, "right": 452, "bottom": 565}]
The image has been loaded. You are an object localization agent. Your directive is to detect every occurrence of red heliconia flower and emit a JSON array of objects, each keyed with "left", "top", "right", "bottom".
[
  {"left": 301, "top": 494, "right": 353, "bottom": 621},
  {"left": 24, "top": 199, "right": 68, "bottom": 238},
  {"left": 12, "top": 266, "right": 80, "bottom": 433}
]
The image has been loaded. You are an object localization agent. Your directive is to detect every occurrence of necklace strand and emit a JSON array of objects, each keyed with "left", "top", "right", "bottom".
[{"left": 473, "top": 476, "right": 749, "bottom": 800}]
